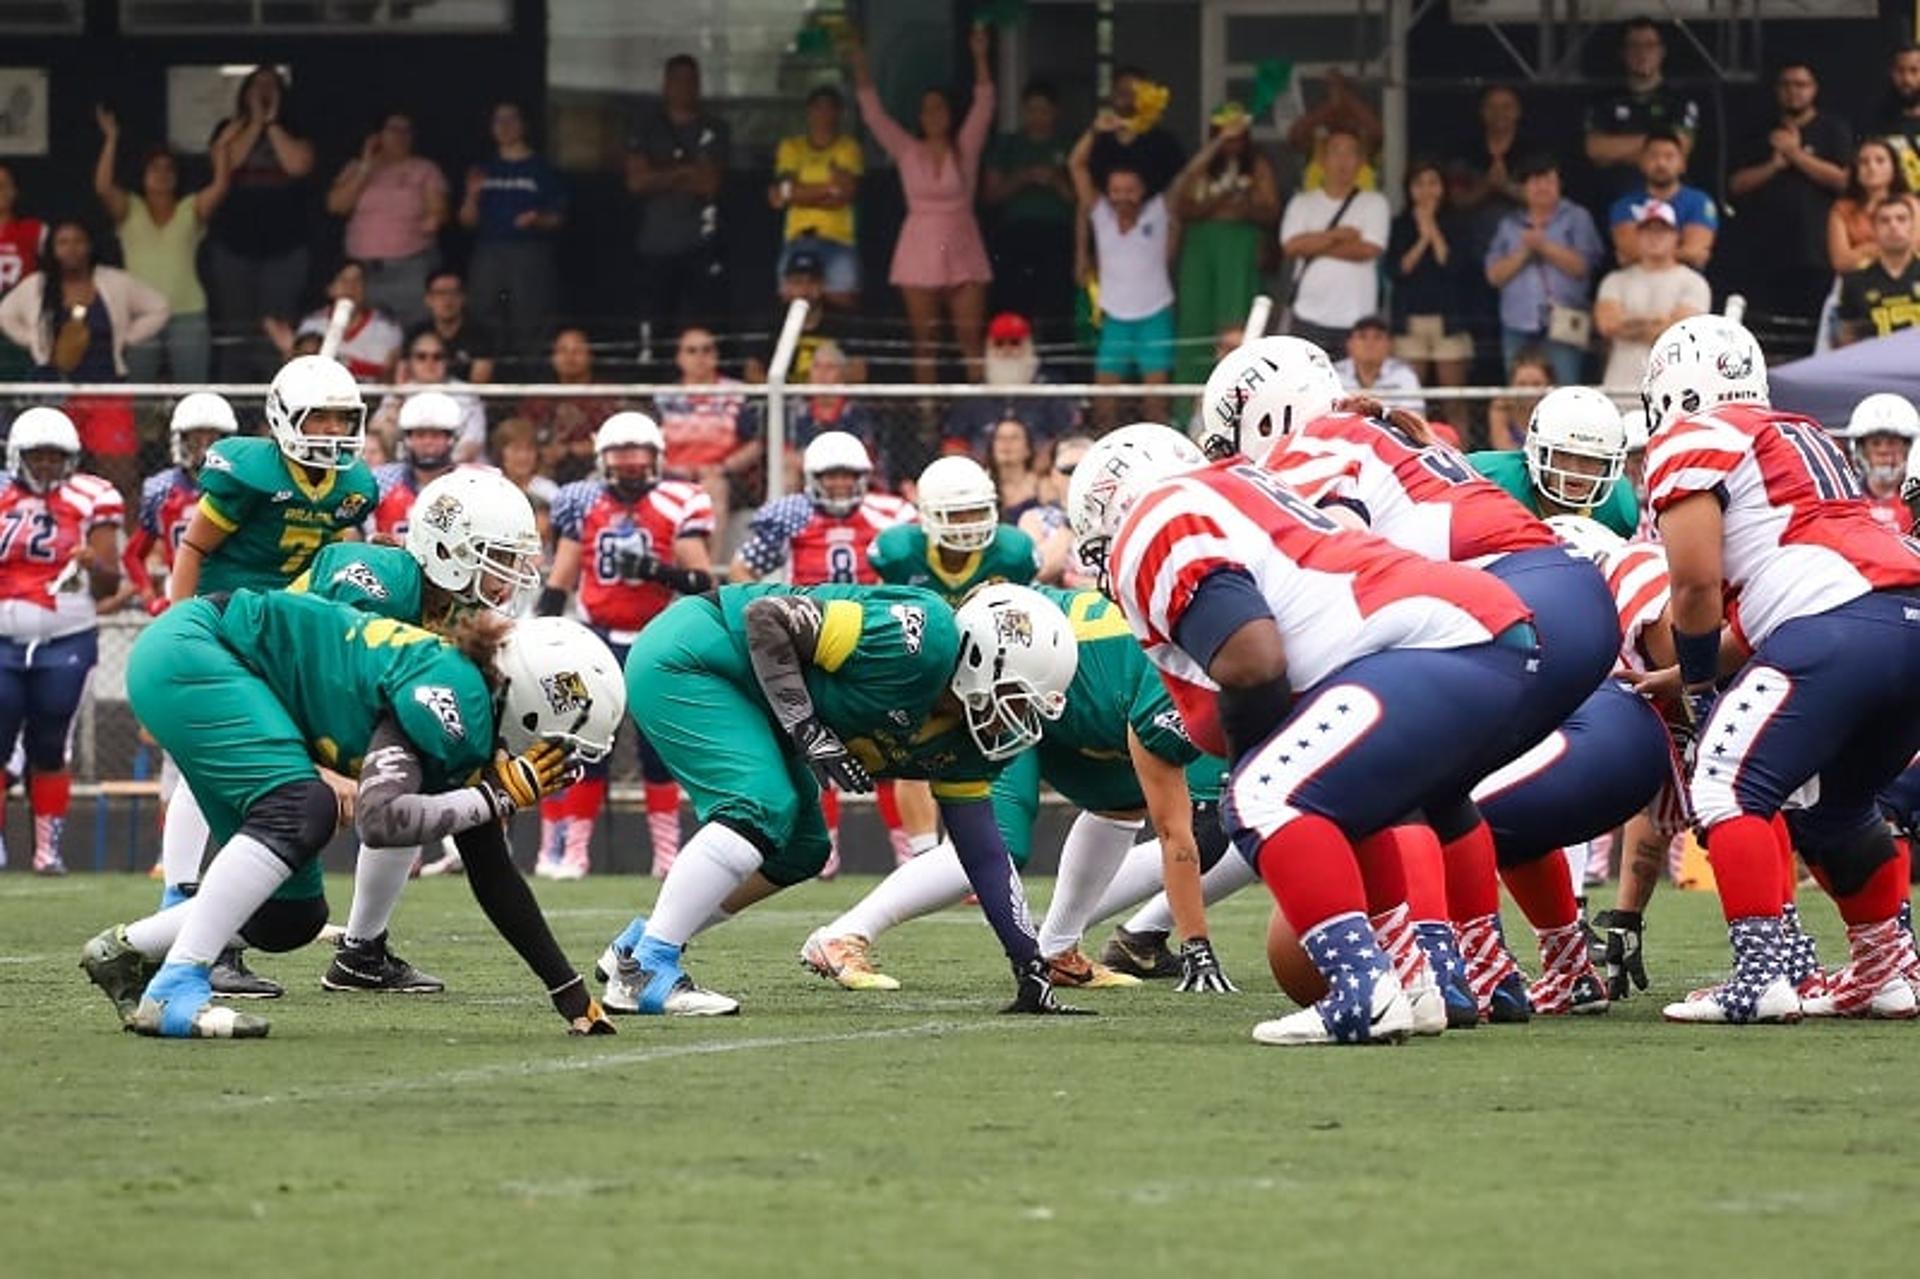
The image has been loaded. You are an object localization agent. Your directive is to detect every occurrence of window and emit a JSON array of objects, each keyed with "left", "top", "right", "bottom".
[
  {"left": 0, "top": 1, "right": 83, "bottom": 32},
  {"left": 121, "top": 0, "right": 511, "bottom": 35}
]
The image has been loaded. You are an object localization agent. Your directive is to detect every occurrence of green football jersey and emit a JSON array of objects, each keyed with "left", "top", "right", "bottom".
[
  {"left": 1466, "top": 448, "right": 1640, "bottom": 538},
  {"left": 867, "top": 523, "right": 1037, "bottom": 606},
  {"left": 214, "top": 589, "right": 493, "bottom": 787},
  {"left": 713, "top": 582, "right": 998, "bottom": 800},
  {"left": 1032, "top": 585, "right": 1198, "bottom": 773},
  {"left": 196, "top": 437, "right": 379, "bottom": 595},
  {"left": 288, "top": 542, "right": 424, "bottom": 623}
]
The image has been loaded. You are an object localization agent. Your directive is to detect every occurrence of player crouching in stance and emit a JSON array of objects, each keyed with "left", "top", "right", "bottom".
[
  {"left": 601, "top": 582, "right": 1083, "bottom": 1016},
  {"left": 291, "top": 468, "right": 545, "bottom": 993},
  {"left": 80, "top": 595, "right": 623, "bottom": 1039},
  {"left": 1643, "top": 315, "right": 1920, "bottom": 1024},
  {"left": 1071, "top": 425, "right": 1541, "bottom": 1044}
]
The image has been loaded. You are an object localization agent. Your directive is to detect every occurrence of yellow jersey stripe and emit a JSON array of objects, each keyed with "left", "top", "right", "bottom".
[
  {"left": 197, "top": 495, "right": 239, "bottom": 533},
  {"left": 932, "top": 779, "right": 992, "bottom": 802},
  {"left": 813, "top": 599, "right": 865, "bottom": 672}
]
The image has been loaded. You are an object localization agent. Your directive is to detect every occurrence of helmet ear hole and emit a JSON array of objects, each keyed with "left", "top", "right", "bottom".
[{"left": 521, "top": 711, "right": 539, "bottom": 732}]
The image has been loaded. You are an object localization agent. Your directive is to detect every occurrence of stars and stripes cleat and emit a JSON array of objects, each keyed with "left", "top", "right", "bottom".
[
  {"left": 1664, "top": 916, "right": 1800, "bottom": 1024},
  {"left": 1412, "top": 921, "right": 1476, "bottom": 1029},
  {"left": 1526, "top": 921, "right": 1610, "bottom": 1016},
  {"left": 1403, "top": 964, "right": 1449, "bottom": 1036},
  {"left": 1252, "top": 968, "right": 1413, "bottom": 1047},
  {"left": 1799, "top": 917, "right": 1920, "bottom": 1019},
  {"left": 130, "top": 962, "right": 269, "bottom": 1039},
  {"left": 32, "top": 851, "right": 67, "bottom": 876},
  {"left": 210, "top": 947, "right": 283, "bottom": 999},
  {"left": 80, "top": 926, "right": 158, "bottom": 1025},
  {"left": 1045, "top": 946, "right": 1142, "bottom": 989},
  {"left": 320, "top": 932, "right": 445, "bottom": 994},
  {"left": 1486, "top": 971, "right": 1534, "bottom": 1023},
  {"left": 1457, "top": 913, "right": 1528, "bottom": 1022},
  {"left": 799, "top": 929, "right": 901, "bottom": 991},
  {"left": 1098, "top": 925, "right": 1183, "bottom": 979}
]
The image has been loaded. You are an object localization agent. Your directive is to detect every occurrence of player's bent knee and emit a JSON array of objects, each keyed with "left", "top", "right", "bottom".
[
  {"left": 240, "top": 778, "right": 340, "bottom": 867},
  {"left": 239, "top": 894, "right": 329, "bottom": 952},
  {"left": 1785, "top": 808, "right": 1894, "bottom": 896}
]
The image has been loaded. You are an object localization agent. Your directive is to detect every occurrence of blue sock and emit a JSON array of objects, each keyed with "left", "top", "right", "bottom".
[
  {"left": 145, "top": 962, "right": 213, "bottom": 1037},
  {"left": 1298, "top": 912, "right": 1395, "bottom": 1043},
  {"left": 159, "top": 881, "right": 195, "bottom": 911},
  {"left": 614, "top": 913, "right": 649, "bottom": 956}
]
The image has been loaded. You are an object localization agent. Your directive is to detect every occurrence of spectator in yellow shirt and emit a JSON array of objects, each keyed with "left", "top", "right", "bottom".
[{"left": 770, "top": 86, "right": 864, "bottom": 310}]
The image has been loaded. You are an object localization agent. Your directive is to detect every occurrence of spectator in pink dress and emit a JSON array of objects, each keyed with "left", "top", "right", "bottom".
[
  {"left": 850, "top": 24, "right": 996, "bottom": 384},
  {"left": 325, "top": 111, "right": 448, "bottom": 331}
]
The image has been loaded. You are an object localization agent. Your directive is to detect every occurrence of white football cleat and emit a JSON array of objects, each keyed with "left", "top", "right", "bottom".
[
  {"left": 1251, "top": 970, "right": 1413, "bottom": 1046},
  {"left": 594, "top": 943, "right": 620, "bottom": 986},
  {"left": 1662, "top": 975, "right": 1801, "bottom": 1024},
  {"left": 654, "top": 981, "right": 740, "bottom": 1016},
  {"left": 1404, "top": 966, "right": 1448, "bottom": 1037}
]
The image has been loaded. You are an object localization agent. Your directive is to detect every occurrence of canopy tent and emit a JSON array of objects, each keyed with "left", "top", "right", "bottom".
[{"left": 1768, "top": 329, "right": 1920, "bottom": 429}]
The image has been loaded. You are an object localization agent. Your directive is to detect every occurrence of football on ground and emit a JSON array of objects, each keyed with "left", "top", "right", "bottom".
[{"left": 5, "top": 870, "right": 1914, "bottom": 1276}]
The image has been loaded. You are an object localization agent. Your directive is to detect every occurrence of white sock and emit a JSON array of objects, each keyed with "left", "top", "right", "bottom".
[
  {"left": 1085, "top": 838, "right": 1171, "bottom": 928},
  {"left": 345, "top": 844, "right": 417, "bottom": 944},
  {"left": 1124, "top": 850, "right": 1258, "bottom": 935},
  {"left": 1036, "top": 812, "right": 1142, "bottom": 958},
  {"left": 160, "top": 782, "right": 211, "bottom": 888},
  {"left": 907, "top": 831, "right": 941, "bottom": 857},
  {"left": 165, "top": 836, "right": 293, "bottom": 967},
  {"left": 126, "top": 902, "right": 190, "bottom": 958},
  {"left": 644, "top": 823, "right": 761, "bottom": 947},
  {"left": 827, "top": 841, "right": 970, "bottom": 941}
]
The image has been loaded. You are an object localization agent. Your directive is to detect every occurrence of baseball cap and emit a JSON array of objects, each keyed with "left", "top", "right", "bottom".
[
  {"left": 1632, "top": 199, "right": 1678, "bottom": 228},
  {"left": 986, "top": 312, "right": 1032, "bottom": 344},
  {"left": 1348, "top": 314, "right": 1391, "bottom": 335},
  {"left": 784, "top": 249, "right": 824, "bottom": 278}
]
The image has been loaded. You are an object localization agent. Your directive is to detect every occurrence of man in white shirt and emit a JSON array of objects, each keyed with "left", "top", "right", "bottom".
[
  {"left": 1070, "top": 140, "right": 1178, "bottom": 426},
  {"left": 1334, "top": 314, "right": 1427, "bottom": 414},
  {"left": 1592, "top": 198, "right": 1710, "bottom": 388},
  {"left": 1278, "top": 127, "right": 1390, "bottom": 353}
]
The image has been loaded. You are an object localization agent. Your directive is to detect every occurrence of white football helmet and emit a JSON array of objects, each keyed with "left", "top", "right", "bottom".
[
  {"left": 1065, "top": 423, "right": 1206, "bottom": 580},
  {"left": 169, "top": 392, "right": 238, "bottom": 471},
  {"left": 1526, "top": 386, "right": 1628, "bottom": 509},
  {"left": 803, "top": 431, "right": 872, "bottom": 517},
  {"left": 1619, "top": 405, "right": 1651, "bottom": 454},
  {"left": 494, "top": 617, "right": 627, "bottom": 763},
  {"left": 266, "top": 354, "right": 367, "bottom": 470},
  {"left": 1543, "top": 513, "right": 1626, "bottom": 570},
  {"left": 950, "top": 583, "right": 1078, "bottom": 761},
  {"left": 1845, "top": 392, "right": 1920, "bottom": 491},
  {"left": 1902, "top": 432, "right": 1920, "bottom": 506},
  {"left": 594, "top": 411, "right": 664, "bottom": 498},
  {"left": 406, "top": 469, "right": 544, "bottom": 616},
  {"left": 1640, "top": 314, "right": 1768, "bottom": 434},
  {"left": 6, "top": 407, "right": 80, "bottom": 493},
  {"left": 1197, "top": 336, "right": 1341, "bottom": 461},
  {"left": 917, "top": 455, "right": 999, "bottom": 551},
  {"left": 397, "top": 391, "right": 464, "bottom": 470}
]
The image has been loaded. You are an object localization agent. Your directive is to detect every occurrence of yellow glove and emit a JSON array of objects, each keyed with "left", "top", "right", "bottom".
[
  {"left": 567, "top": 998, "right": 617, "bottom": 1036},
  {"left": 481, "top": 740, "right": 579, "bottom": 816}
]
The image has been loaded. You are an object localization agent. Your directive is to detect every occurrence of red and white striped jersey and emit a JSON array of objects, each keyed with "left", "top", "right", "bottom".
[
  {"left": 1110, "top": 460, "right": 1531, "bottom": 758},
  {"left": 1261, "top": 412, "right": 1558, "bottom": 564},
  {"left": 1646, "top": 405, "right": 1920, "bottom": 646},
  {"left": 735, "top": 492, "right": 915, "bottom": 585},
  {"left": 551, "top": 478, "right": 714, "bottom": 634},
  {"left": 1605, "top": 541, "right": 1672, "bottom": 674},
  {"left": 0, "top": 472, "right": 122, "bottom": 633},
  {"left": 1866, "top": 491, "right": 1910, "bottom": 535}
]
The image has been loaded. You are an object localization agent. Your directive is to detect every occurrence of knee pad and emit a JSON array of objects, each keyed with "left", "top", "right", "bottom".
[
  {"left": 1784, "top": 808, "right": 1894, "bottom": 898},
  {"left": 240, "top": 778, "right": 340, "bottom": 868},
  {"left": 239, "top": 895, "right": 329, "bottom": 953},
  {"left": 1193, "top": 801, "right": 1229, "bottom": 873},
  {"left": 23, "top": 720, "right": 71, "bottom": 773}
]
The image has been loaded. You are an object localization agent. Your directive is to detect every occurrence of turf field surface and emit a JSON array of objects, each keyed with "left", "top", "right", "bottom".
[{"left": 2, "top": 872, "right": 1914, "bottom": 1278}]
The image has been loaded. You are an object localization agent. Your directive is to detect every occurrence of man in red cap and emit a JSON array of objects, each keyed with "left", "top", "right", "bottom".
[
  {"left": 1594, "top": 198, "right": 1709, "bottom": 387},
  {"left": 945, "top": 310, "right": 1080, "bottom": 451}
]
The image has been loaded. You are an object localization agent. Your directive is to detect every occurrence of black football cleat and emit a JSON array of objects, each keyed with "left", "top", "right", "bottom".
[{"left": 321, "top": 932, "right": 445, "bottom": 994}]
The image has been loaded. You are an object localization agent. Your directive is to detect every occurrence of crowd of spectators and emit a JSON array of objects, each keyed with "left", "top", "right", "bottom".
[{"left": 3, "top": 23, "right": 1920, "bottom": 519}]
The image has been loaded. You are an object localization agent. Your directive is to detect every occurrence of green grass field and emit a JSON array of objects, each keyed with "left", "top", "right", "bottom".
[{"left": 3, "top": 871, "right": 1915, "bottom": 1278}]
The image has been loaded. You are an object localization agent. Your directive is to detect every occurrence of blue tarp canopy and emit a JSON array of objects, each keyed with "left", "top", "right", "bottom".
[{"left": 1769, "top": 329, "right": 1920, "bottom": 429}]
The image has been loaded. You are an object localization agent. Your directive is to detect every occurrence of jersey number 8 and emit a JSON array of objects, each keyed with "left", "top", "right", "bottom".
[{"left": 595, "top": 527, "right": 655, "bottom": 583}]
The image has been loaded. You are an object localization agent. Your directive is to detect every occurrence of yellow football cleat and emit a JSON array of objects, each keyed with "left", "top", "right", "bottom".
[
  {"left": 800, "top": 929, "right": 901, "bottom": 992},
  {"left": 1045, "top": 946, "right": 1142, "bottom": 989}
]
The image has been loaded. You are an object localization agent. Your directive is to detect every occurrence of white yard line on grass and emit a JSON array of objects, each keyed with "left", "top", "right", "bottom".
[
  {"left": 214, "top": 1019, "right": 1019, "bottom": 1110},
  {"left": 0, "top": 954, "right": 52, "bottom": 965}
]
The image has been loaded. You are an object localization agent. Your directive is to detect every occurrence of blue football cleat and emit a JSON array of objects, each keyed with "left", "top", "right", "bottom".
[
  {"left": 594, "top": 913, "right": 651, "bottom": 984},
  {"left": 605, "top": 937, "right": 737, "bottom": 1016},
  {"left": 130, "top": 962, "right": 269, "bottom": 1039},
  {"left": 159, "top": 883, "right": 192, "bottom": 910},
  {"left": 1486, "top": 970, "right": 1534, "bottom": 1024}
]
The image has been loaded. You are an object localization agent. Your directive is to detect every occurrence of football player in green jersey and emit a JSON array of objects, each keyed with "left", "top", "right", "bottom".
[
  {"left": 287, "top": 469, "right": 544, "bottom": 994},
  {"left": 801, "top": 585, "right": 1235, "bottom": 994},
  {"left": 1466, "top": 385, "right": 1640, "bottom": 536},
  {"left": 154, "top": 355, "right": 380, "bottom": 997},
  {"left": 81, "top": 598, "right": 623, "bottom": 1040},
  {"left": 868, "top": 455, "right": 1041, "bottom": 869},
  {"left": 599, "top": 582, "right": 1084, "bottom": 1016}
]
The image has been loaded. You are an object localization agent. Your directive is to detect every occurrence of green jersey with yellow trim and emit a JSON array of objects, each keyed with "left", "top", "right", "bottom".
[
  {"left": 867, "top": 523, "right": 1038, "bottom": 606},
  {"left": 288, "top": 542, "right": 424, "bottom": 623},
  {"left": 1035, "top": 584, "right": 1198, "bottom": 772},
  {"left": 1466, "top": 448, "right": 1639, "bottom": 538},
  {"left": 196, "top": 437, "right": 378, "bottom": 595},
  {"left": 214, "top": 588, "right": 493, "bottom": 787},
  {"left": 713, "top": 582, "right": 1000, "bottom": 800}
]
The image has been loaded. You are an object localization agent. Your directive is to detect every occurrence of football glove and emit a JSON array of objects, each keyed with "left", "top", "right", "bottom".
[
  {"left": 1175, "top": 936, "right": 1237, "bottom": 993},
  {"left": 1682, "top": 684, "right": 1717, "bottom": 733},
  {"left": 1594, "top": 909, "right": 1648, "bottom": 1000},
  {"left": 790, "top": 716, "right": 873, "bottom": 794},
  {"left": 566, "top": 998, "right": 617, "bottom": 1036},
  {"left": 480, "top": 741, "right": 580, "bottom": 818},
  {"left": 1002, "top": 957, "right": 1096, "bottom": 1016}
]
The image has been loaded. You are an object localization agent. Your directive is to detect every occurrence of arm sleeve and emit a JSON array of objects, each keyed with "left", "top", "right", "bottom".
[
  {"left": 1171, "top": 568, "right": 1273, "bottom": 671},
  {"left": 355, "top": 717, "right": 500, "bottom": 849},
  {"left": 743, "top": 594, "right": 829, "bottom": 731},
  {"left": 454, "top": 817, "right": 583, "bottom": 1000}
]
